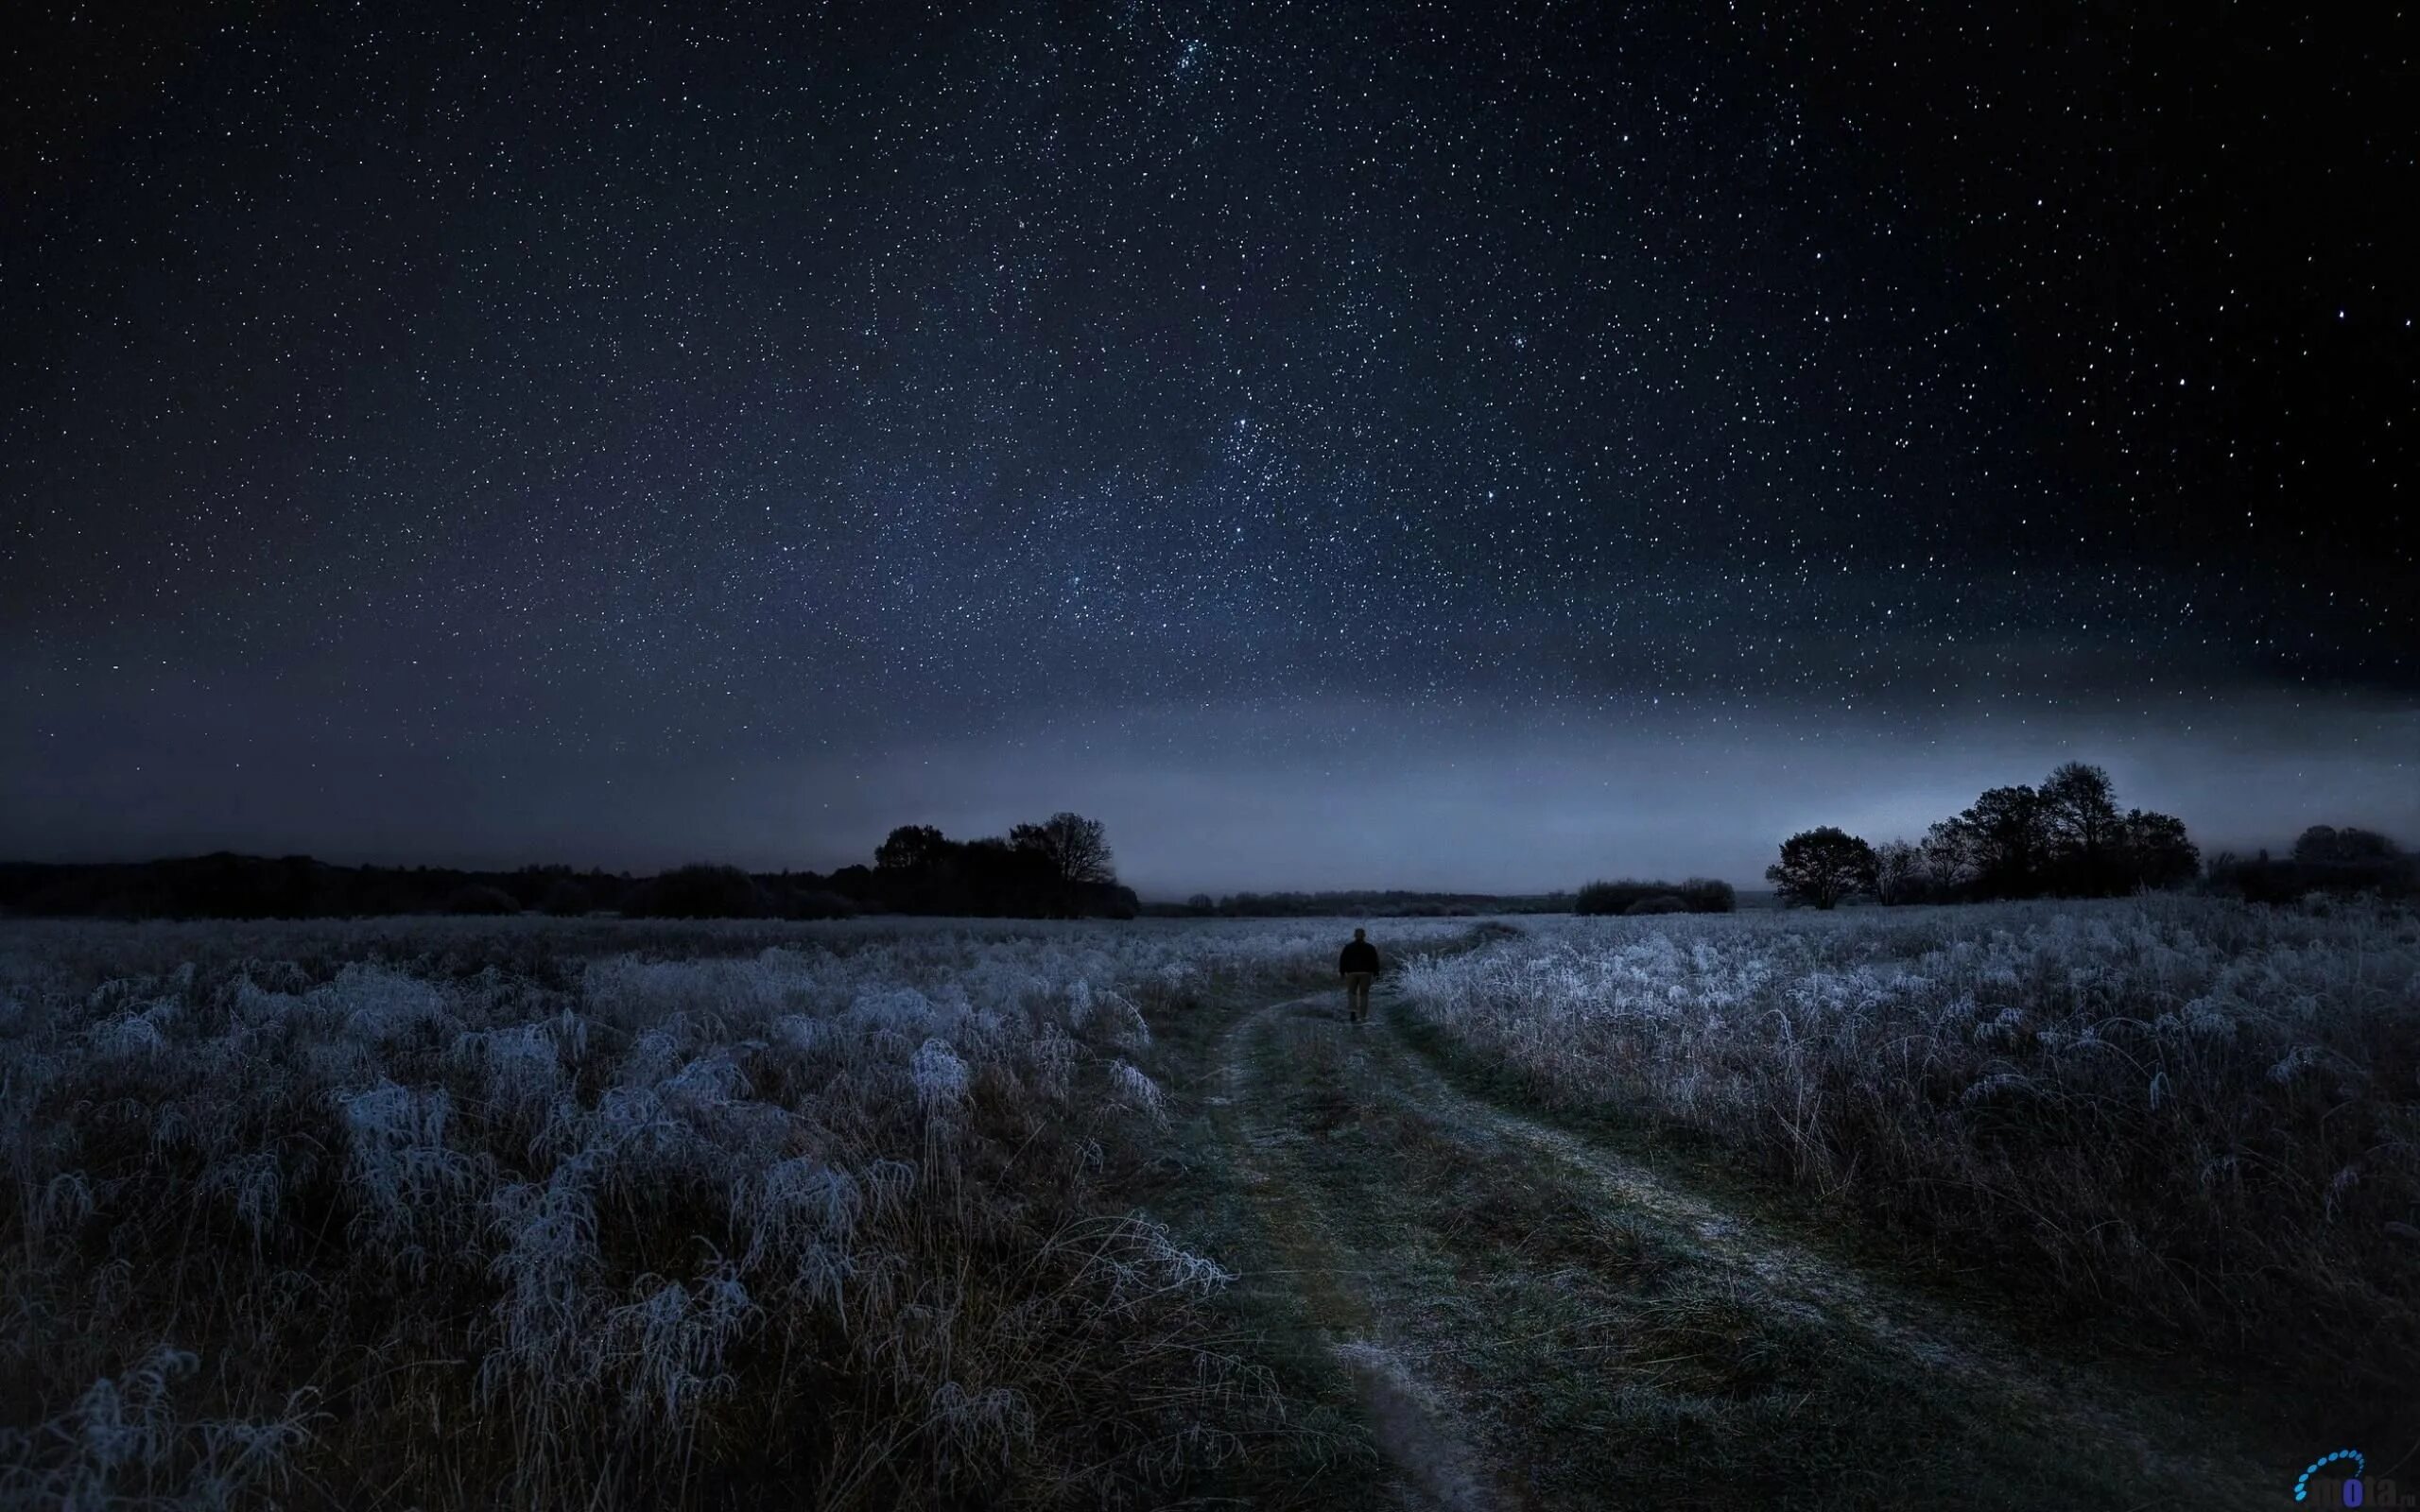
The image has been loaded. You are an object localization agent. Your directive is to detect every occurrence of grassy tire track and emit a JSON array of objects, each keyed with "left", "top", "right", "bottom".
[
  {"left": 1202, "top": 972, "right": 2296, "bottom": 1509},
  {"left": 1367, "top": 988, "right": 2287, "bottom": 1510}
]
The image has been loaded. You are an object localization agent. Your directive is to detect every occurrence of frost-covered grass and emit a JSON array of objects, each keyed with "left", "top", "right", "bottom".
[
  {"left": 0, "top": 914, "right": 1466, "bottom": 1509},
  {"left": 1399, "top": 896, "right": 2420, "bottom": 1379}
]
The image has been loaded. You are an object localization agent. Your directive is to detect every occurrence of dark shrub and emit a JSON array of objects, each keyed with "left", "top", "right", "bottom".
[
  {"left": 2288, "top": 825, "right": 2414, "bottom": 893},
  {"left": 1579, "top": 877, "right": 1734, "bottom": 915},
  {"left": 1075, "top": 882, "right": 1142, "bottom": 919},
  {"left": 1576, "top": 879, "right": 1667, "bottom": 916},
  {"left": 622, "top": 863, "right": 767, "bottom": 919},
  {"left": 2208, "top": 830, "right": 2414, "bottom": 903},
  {"left": 1677, "top": 878, "right": 1737, "bottom": 913},
  {"left": 2293, "top": 824, "right": 2398, "bottom": 866},
  {"left": 443, "top": 884, "right": 521, "bottom": 916},
  {"left": 780, "top": 889, "right": 859, "bottom": 920},
  {"left": 538, "top": 879, "right": 593, "bottom": 917},
  {"left": 1624, "top": 894, "right": 1687, "bottom": 916},
  {"left": 2204, "top": 850, "right": 2299, "bottom": 904}
]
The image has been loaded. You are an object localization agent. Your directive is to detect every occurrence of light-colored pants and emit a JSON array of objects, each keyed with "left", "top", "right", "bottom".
[{"left": 1343, "top": 972, "right": 1374, "bottom": 1020}]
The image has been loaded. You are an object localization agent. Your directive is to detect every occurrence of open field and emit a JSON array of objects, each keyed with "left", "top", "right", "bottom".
[
  {"left": 1399, "top": 899, "right": 2420, "bottom": 1386},
  {"left": 2, "top": 900, "right": 2412, "bottom": 1507}
]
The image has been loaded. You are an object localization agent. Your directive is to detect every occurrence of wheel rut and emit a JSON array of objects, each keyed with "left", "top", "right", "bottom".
[
  {"left": 1362, "top": 990, "right": 2278, "bottom": 1508},
  {"left": 1213, "top": 993, "right": 1509, "bottom": 1512},
  {"left": 1209, "top": 983, "right": 2281, "bottom": 1511}
]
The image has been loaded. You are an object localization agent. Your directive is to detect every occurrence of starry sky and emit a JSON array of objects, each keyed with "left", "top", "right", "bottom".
[{"left": 4, "top": 2, "right": 2412, "bottom": 895}]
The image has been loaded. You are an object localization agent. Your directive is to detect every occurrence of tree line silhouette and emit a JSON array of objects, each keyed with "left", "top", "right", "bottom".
[
  {"left": 1146, "top": 889, "right": 1573, "bottom": 918},
  {"left": 5, "top": 780, "right": 2404, "bottom": 921},
  {"left": 1572, "top": 877, "right": 1737, "bottom": 916},
  {"left": 1767, "top": 762, "right": 2201, "bottom": 909},
  {"left": 0, "top": 812, "right": 1140, "bottom": 920},
  {"left": 1760, "top": 761, "right": 2411, "bottom": 910},
  {"left": 2204, "top": 824, "right": 2415, "bottom": 903}
]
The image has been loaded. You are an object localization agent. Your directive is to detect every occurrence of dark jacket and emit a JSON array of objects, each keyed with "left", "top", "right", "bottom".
[{"left": 1339, "top": 939, "right": 1380, "bottom": 975}]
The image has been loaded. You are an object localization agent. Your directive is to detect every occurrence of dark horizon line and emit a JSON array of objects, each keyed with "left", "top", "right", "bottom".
[
  {"left": 5, "top": 813, "right": 2373, "bottom": 903},
  {"left": 0, "top": 846, "right": 1780, "bottom": 902}
]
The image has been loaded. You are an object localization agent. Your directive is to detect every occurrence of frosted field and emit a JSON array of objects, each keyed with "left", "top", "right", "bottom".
[
  {"left": 0, "top": 913, "right": 1476, "bottom": 1509},
  {"left": 1399, "top": 896, "right": 2420, "bottom": 1363},
  {"left": 3, "top": 901, "right": 2411, "bottom": 1508}
]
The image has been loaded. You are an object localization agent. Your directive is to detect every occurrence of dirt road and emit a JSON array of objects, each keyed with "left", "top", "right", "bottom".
[{"left": 1203, "top": 987, "right": 2283, "bottom": 1511}]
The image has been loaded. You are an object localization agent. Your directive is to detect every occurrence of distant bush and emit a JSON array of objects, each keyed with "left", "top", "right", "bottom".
[
  {"left": 1677, "top": 877, "right": 1736, "bottom": 913},
  {"left": 1623, "top": 894, "right": 1688, "bottom": 915},
  {"left": 1578, "top": 880, "right": 1664, "bottom": 916},
  {"left": 620, "top": 863, "right": 766, "bottom": 919},
  {"left": 1578, "top": 878, "right": 1735, "bottom": 916},
  {"left": 443, "top": 884, "right": 521, "bottom": 916},
  {"left": 0, "top": 855, "right": 644, "bottom": 920},
  {"left": 2286, "top": 825, "right": 2413, "bottom": 893},
  {"left": 1190, "top": 889, "right": 1568, "bottom": 918},
  {"left": 537, "top": 879, "right": 593, "bottom": 917},
  {"left": 2294, "top": 824, "right": 2400, "bottom": 867},
  {"left": 2207, "top": 827, "right": 2416, "bottom": 903},
  {"left": 778, "top": 888, "right": 859, "bottom": 920}
]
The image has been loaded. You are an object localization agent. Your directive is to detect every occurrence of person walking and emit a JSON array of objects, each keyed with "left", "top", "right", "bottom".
[{"left": 1339, "top": 927, "right": 1380, "bottom": 1023}]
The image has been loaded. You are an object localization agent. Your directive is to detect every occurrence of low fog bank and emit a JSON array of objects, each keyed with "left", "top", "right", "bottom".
[{"left": 5, "top": 692, "right": 2406, "bottom": 897}]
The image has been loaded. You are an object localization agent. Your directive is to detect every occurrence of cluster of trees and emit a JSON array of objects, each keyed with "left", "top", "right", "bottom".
[
  {"left": 0, "top": 855, "right": 637, "bottom": 921},
  {"left": 1146, "top": 889, "right": 1572, "bottom": 919},
  {"left": 594, "top": 814, "right": 1141, "bottom": 919},
  {"left": 1574, "top": 877, "right": 1737, "bottom": 915},
  {"left": 605, "top": 813, "right": 1137, "bottom": 919},
  {"left": 614, "top": 863, "right": 856, "bottom": 920},
  {"left": 0, "top": 812, "right": 1139, "bottom": 921},
  {"left": 830, "top": 813, "right": 1139, "bottom": 919},
  {"left": 2205, "top": 825, "right": 2415, "bottom": 902},
  {"left": 1766, "top": 763, "right": 2202, "bottom": 909}
]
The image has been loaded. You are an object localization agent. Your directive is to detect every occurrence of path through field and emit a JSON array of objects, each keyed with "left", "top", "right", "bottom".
[{"left": 1204, "top": 987, "right": 2285, "bottom": 1511}]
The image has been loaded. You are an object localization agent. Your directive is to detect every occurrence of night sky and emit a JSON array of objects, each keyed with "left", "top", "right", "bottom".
[{"left": 5, "top": 3, "right": 2412, "bottom": 895}]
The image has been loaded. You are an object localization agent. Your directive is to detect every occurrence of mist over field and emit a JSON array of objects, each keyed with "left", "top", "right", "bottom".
[{"left": 7, "top": 693, "right": 2410, "bottom": 896}]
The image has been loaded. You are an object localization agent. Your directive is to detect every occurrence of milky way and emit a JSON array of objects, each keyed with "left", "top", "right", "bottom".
[{"left": 4, "top": 5, "right": 2411, "bottom": 892}]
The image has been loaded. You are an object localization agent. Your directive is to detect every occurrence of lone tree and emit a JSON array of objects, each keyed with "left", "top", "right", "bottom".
[
  {"left": 1767, "top": 827, "right": 1877, "bottom": 910},
  {"left": 1011, "top": 812, "right": 1117, "bottom": 887}
]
